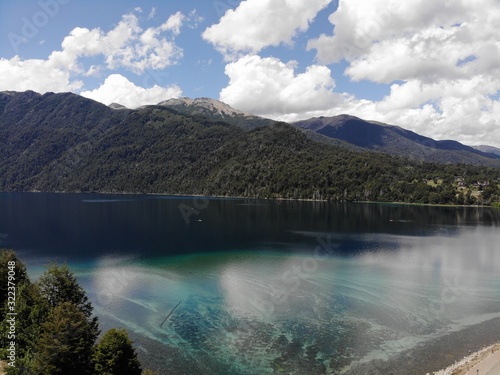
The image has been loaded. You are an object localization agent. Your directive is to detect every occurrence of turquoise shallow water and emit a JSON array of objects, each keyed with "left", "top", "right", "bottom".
[
  {"left": 72, "top": 228, "right": 500, "bottom": 374},
  {"left": 1, "top": 193, "right": 499, "bottom": 374}
]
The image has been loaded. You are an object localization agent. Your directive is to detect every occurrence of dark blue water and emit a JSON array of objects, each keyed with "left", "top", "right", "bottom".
[{"left": 1, "top": 192, "right": 499, "bottom": 374}]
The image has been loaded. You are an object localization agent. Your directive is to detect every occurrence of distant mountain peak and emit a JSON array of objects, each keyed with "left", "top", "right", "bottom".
[
  {"left": 157, "top": 97, "right": 274, "bottom": 130},
  {"left": 472, "top": 145, "right": 500, "bottom": 157},
  {"left": 294, "top": 115, "right": 500, "bottom": 167},
  {"left": 0, "top": 90, "right": 19, "bottom": 96},
  {"left": 109, "top": 102, "right": 128, "bottom": 110},
  {"left": 158, "top": 97, "right": 250, "bottom": 118}
]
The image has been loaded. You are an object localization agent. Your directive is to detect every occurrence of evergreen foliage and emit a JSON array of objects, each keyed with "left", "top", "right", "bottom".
[
  {"left": 37, "top": 264, "right": 99, "bottom": 336},
  {"left": 31, "top": 302, "right": 96, "bottom": 375},
  {"left": 93, "top": 328, "right": 142, "bottom": 375},
  {"left": 0, "top": 249, "right": 147, "bottom": 375},
  {"left": 0, "top": 250, "right": 29, "bottom": 307}
]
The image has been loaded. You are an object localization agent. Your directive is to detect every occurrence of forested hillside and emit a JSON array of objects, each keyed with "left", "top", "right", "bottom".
[{"left": 1, "top": 91, "right": 500, "bottom": 205}]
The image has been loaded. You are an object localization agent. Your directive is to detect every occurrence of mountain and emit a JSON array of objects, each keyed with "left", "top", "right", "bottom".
[
  {"left": 294, "top": 115, "right": 500, "bottom": 167},
  {"left": 157, "top": 97, "right": 274, "bottom": 129},
  {"left": 157, "top": 98, "right": 364, "bottom": 149},
  {"left": 109, "top": 102, "right": 129, "bottom": 110},
  {"left": 1, "top": 91, "right": 499, "bottom": 205},
  {"left": 473, "top": 145, "right": 500, "bottom": 157}
]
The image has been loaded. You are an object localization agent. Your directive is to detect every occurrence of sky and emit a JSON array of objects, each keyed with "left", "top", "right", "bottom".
[{"left": 0, "top": 0, "right": 499, "bottom": 147}]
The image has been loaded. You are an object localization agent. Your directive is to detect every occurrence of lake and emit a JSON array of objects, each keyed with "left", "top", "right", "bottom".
[{"left": 1, "top": 192, "right": 500, "bottom": 374}]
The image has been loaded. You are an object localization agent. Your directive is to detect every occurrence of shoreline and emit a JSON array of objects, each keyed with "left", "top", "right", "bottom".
[
  {"left": 0, "top": 190, "right": 497, "bottom": 209},
  {"left": 345, "top": 316, "right": 500, "bottom": 375},
  {"left": 432, "top": 343, "right": 500, "bottom": 375}
]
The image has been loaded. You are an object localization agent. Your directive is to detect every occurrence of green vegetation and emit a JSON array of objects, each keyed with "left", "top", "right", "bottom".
[
  {"left": 1, "top": 91, "right": 500, "bottom": 206},
  {"left": 31, "top": 302, "right": 97, "bottom": 375},
  {"left": 94, "top": 329, "right": 142, "bottom": 375},
  {"left": 0, "top": 249, "right": 150, "bottom": 375}
]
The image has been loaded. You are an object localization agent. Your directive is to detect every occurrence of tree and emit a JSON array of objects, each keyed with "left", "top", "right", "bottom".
[
  {"left": 31, "top": 302, "right": 96, "bottom": 375},
  {"left": 0, "top": 250, "right": 34, "bottom": 375},
  {"left": 2, "top": 282, "right": 50, "bottom": 375},
  {"left": 0, "top": 249, "right": 29, "bottom": 307},
  {"left": 37, "top": 264, "right": 99, "bottom": 336},
  {"left": 93, "top": 328, "right": 142, "bottom": 375},
  {"left": 1, "top": 257, "right": 146, "bottom": 375}
]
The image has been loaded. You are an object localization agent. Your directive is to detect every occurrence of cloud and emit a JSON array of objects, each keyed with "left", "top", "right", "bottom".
[
  {"left": 203, "top": 0, "right": 332, "bottom": 59},
  {"left": 308, "top": 0, "right": 470, "bottom": 65},
  {"left": 1, "top": 11, "right": 185, "bottom": 92},
  {"left": 48, "top": 13, "right": 184, "bottom": 75},
  {"left": 347, "top": 78, "right": 500, "bottom": 146},
  {"left": 187, "top": 9, "right": 204, "bottom": 29},
  {"left": 80, "top": 74, "right": 182, "bottom": 108},
  {"left": 297, "top": 0, "right": 500, "bottom": 147},
  {"left": 148, "top": 7, "right": 157, "bottom": 20},
  {"left": 0, "top": 11, "right": 186, "bottom": 108},
  {"left": 160, "top": 11, "right": 185, "bottom": 35},
  {"left": 0, "top": 56, "right": 83, "bottom": 93},
  {"left": 306, "top": 0, "right": 500, "bottom": 83},
  {"left": 209, "top": 0, "right": 500, "bottom": 146},
  {"left": 220, "top": 55, "right": 349, "bottom": 118},
  {"left": 217, "top": 53, "right": 500, "bottom": 146}
]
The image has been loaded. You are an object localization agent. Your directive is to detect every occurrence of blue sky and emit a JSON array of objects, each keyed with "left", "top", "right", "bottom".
[{"left": 1, "top": 0, "right": 499, "bottom": 147}]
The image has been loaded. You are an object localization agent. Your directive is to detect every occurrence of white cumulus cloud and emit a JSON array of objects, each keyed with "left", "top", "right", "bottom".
[
  {"left": 299, "top": 0, "right": 500, "bottom": 147},
  {"left": 48, "top": 12, "right": 184, "bottom": 75},
  {"left": 80, "top": 74, "right": 182, "bottom": 108},
  {"left": 0, "top": 11, "right": 186, "bottom": 108},
  {"left": 307, "top": 0, "right": 472, "bottom": 65},
  {"left": 0, "top": 56, "right": 83, "bottom": 93},
  {"left": 220, "top": 55, "right": 349, "bottom": 118},
  {"left": 203, "top": 0, "right": 332, "bottom": 59}
]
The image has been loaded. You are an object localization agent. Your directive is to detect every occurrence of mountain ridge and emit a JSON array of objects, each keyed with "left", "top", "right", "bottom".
[
  {"left": 2, "top": 91, "right": 499, "bottom": 165},
  {"left": 97, "top": 94, "right": 500, "bottom": 164},
  {"left": 473, "top": 145, "right": 500, "bottom": 157},
  {"left": 294, "top": 115, "right": 500, "bottom": 167}
]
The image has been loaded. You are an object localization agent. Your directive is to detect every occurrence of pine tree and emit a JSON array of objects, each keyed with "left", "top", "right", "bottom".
[
  {"left": 0, "top": 250, "right": 34, "bottom": 375},
  {"left": 0, "top": 249, "right": 29, "bottom": 307},
  {"left": 37, "top": 264, "right": 99, "bottom": 336},
  {"left": 31, "top": 302, "right": 96, "bottom": 375},
  {"left": 94, "top": 328, "right": 142, "bottom": 375},
  {"left": 3, "top": 283, "right": 50, "bottom": 375}
]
